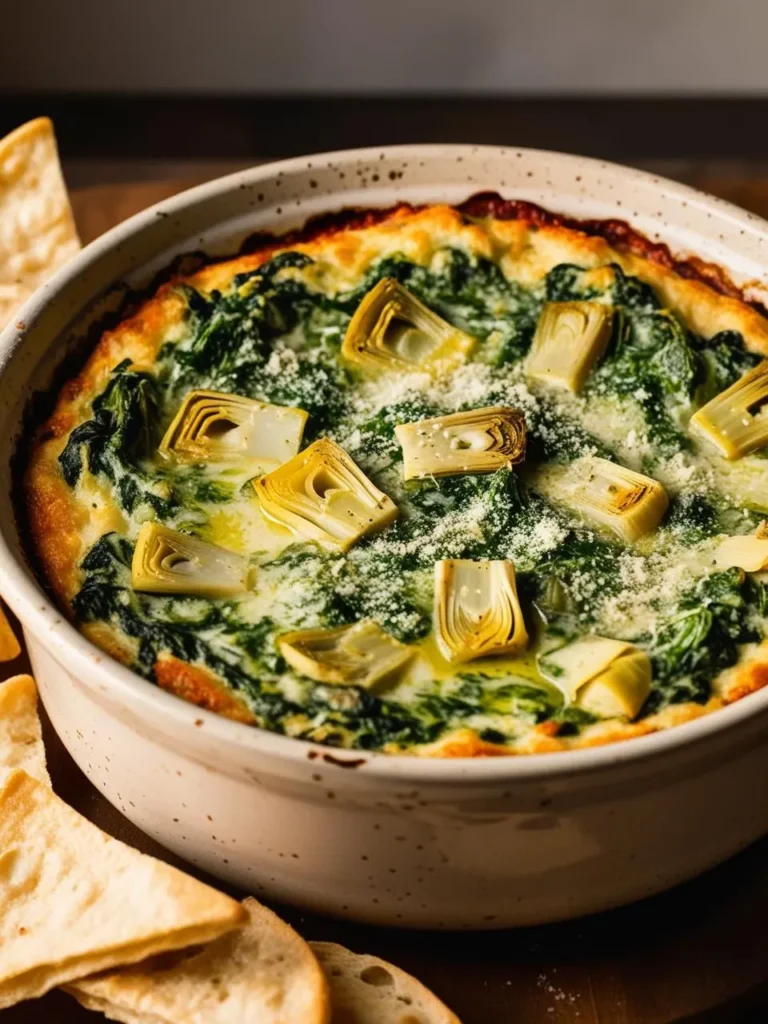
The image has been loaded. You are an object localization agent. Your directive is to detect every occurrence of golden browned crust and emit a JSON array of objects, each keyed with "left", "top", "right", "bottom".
[
  {"left": 419, "top": 701, "right": 721, "bottom": 757},
  {"left": 81, "top": 622, "right": 137, "bottom": 666},
  {"left": 415, "top": 727, "right": 514, "bottom": 758},
  {"left": 22, "top": 200, "right": 768, "bottom": 754},
  {"left": 724, "top": 662, "right": 768, "bottom": 703},
  {"left": 154, "top": 656, "right": 257, "bottom": 725},
  {"left": 717, "top": 641, "right": 768, "bottom": 703},
  {"left": 25, "top": 289, "right": 188, "bottom": 605}
]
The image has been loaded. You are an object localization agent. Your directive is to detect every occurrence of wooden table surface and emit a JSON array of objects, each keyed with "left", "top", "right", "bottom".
[{"left": 9, "top": 175, "right": 768, "bottom": 1024}]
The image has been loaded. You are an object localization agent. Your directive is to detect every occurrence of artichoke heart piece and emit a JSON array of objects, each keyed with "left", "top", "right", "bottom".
[
  {"left": 539, "top": 635, "right": 651, "bottom": 719},
  {"left": 527, "top": 301, "right": 613, "bottom": 393},
  {"left": 341, "top": 278, "right": 475, "bottom": 374},
  {"left": 714, "top": 529, "right": 768, "bottom": 572},
  {"left": 159, "top": 389, "right": 307, "bottom": 469},
  {"left": 690, "top": 360, "right": 768, "bottom": 459},
  {"left": 131, "top": 522, "right": 250, "bottom": 596},
  {"left": 279, "top": 621, "right": 414, "bottom": 690},
  {"left": 254, "top": 438, "right": 398, "bottom": 552},
  {"left": 577, "top": 651, "right": 653, "bottom": 719},
  {"left": 434, "top": 559, "right": 529, "bottom": 664},
  {"left": 395, "top": 406, "right": 527, "bottom": 481},
  {"left": 566, "top": 456, "right": 668, "bottom": 543}
]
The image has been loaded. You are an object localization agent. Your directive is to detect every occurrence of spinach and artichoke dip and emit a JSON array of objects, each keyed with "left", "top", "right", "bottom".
[{"left": 24, "top": 197, "right": 768, "bottom": 756}]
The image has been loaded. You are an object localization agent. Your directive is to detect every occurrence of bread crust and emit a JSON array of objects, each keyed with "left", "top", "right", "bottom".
[
  {"left": 310, "top": 941, "right": 460, "bottom": 1024},
  {"left": 23, "top": 199, "right": 768, "bottom": 756}
]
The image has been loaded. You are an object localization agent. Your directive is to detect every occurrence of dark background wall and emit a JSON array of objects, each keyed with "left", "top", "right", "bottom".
[{"left": 1, "top": 0, "right": 765, "bottom": 95}]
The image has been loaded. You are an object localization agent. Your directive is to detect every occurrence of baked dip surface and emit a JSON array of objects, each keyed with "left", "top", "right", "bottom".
[{"left": 25, "top": 197, "right": 768, "bottom": 755}]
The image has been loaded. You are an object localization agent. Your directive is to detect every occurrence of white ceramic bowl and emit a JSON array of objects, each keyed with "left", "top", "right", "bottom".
[{"left": 4, "top": 145, "right": 768, "bottom": 930}]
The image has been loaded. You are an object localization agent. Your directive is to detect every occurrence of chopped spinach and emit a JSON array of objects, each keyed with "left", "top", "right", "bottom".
[
  {"left": 58, "top": 361, "right": 175, "bottom": 517},
  {"left": 645, "top": 569, "right": 759, "bottom": 712},
  {"left": 167, "top": 255, "right": 350, "bottom": 435},
  {"left": 545, "top": 262, "right": 701, "bottom": 458},
  {"left": 418, "top": 675, "right": 559, "bottom": 725},
  {"left": 662, "top": 493, "right": 721, "bottom": 544},
  {"left": 592, "top": 308, "right": 698, "bottom": 458},
  {"left": 693, "top": 329, "right": 762, "bottom": 405},
  {"left": 534, "top": 530, "right": 625, "bottom": 627}
]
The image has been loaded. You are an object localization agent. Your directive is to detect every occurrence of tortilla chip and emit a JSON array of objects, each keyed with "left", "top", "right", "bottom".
[
  {"left": 0, "top": 605, "right": 21, "bottom": 661},
  {"left": 0, "top": 674, "right": 49, "bottom": 786},
  {"left": 68, "top": 896, "right": 331, "bottom": 1024},
  {"left": 310, "top": 942, "right": 462, "bottom": 1024},
  {"left": 0, "top": 770, "right": 247, "bottom": 1010},
  {"left": 0, "top": 117, "right": 80, "bottom": 331}
]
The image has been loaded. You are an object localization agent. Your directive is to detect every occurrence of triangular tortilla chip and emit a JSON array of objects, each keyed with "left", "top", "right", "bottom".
[
  {"left": 310, "top": 942, "right": 462, "bottom": 1024},
  {"left": 0, "top": 675, "right": 49, "bottom": 786},
  {"left": 0, "top": 117, "right": 80, "bottom": 330},
  {"left": 0, "top": 770, "right": 247, "bottom": 1010},
  {"left": 68, "top": 897, "right": 330, "bottom": 1024},
  {"left": 0, "top": 605, "right": 21, "bottom": 661}
]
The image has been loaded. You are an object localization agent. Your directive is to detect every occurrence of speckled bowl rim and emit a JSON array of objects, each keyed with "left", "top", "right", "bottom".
[{"left": 4, "top": 142, "right": 768, "bottom": 783}]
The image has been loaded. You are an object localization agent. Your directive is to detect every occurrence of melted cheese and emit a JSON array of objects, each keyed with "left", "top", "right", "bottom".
[{"left": 25, "top": 203, "right": 768, "bottom": 756}]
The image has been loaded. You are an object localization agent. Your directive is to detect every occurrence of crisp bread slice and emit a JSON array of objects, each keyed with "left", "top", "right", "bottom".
[
  {"left": 311, "top": 941, "right": 462, "bottom": 1024},
  {"left": 0, "top": 770, "right": 247, "bottom": 1010},
  {"left": 0, "top": 117, "right": 80, "bottom": 329},
  {"left": 0, "top": 675, "right": 49, "bottom": 786},
  {"left": 68, "top": 896, "right": 331, "bottom": 1024}
]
